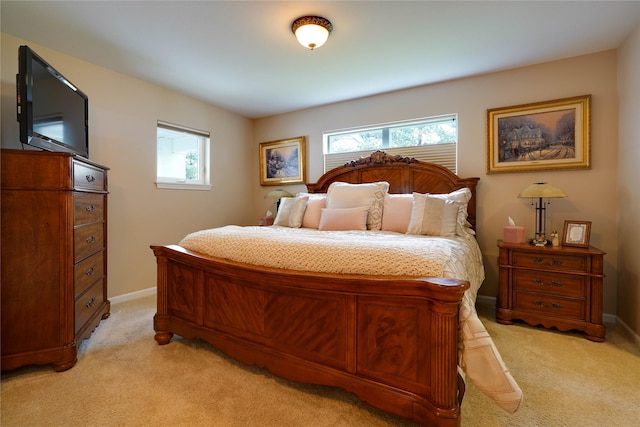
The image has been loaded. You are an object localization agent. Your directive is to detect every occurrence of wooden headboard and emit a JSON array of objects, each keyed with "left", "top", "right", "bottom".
[{"left": 306, "top": 150, "right": 480, "bottom": 232}]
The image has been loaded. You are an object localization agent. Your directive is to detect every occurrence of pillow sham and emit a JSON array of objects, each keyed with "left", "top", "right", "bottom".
[
  {"left": 273, "top": 196, "right": 308, "bottom": 228},
  {"left": 326, "top": 181, "right": 389, "bottom": 230},
  {"left": 318, "top": 206, "right": 369, "bottom": 231},
  {"left": 430, "top": 187, "right": 473, "bottom": 236},
  {"left": 297, "top": 194, "right": 326, "bottom": 229},
  {"left": 381, "top": 193, "right": 413, "bottom": 233},
  {"left": 406, "top": 193, "right": 458, "bottom": 236}
]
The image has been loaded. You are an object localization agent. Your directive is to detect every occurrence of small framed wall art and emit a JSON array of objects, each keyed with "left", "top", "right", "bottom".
[
  {"left": 259, "top": 136, "right": 307, "bottom": 186},
  {"left": 562, "top": 220, "right": 591, "bottom": 248},
  {"left": 487, "top": 95, "right": 591, "bottom": 174}
]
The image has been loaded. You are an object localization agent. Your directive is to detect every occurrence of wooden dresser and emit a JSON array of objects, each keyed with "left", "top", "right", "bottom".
[
  {"left": 496, "top": 240, "right": 606, "bottom": 342},
  {"left": 1, "top": 149, "right": 110, "bottom": 371}
]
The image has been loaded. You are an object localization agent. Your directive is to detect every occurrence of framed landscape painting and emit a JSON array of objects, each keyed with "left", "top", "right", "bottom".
[
  {"left": 487, "top": 95, "right": 591, "bottom": 174},
  {"left": 259, "top": 136, "right": 306, "bottom": 186}
]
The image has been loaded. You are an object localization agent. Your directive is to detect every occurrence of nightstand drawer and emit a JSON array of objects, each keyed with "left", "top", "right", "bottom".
[
  {"left": 513, "top": 270, "right": 585, "bottom": 298},
  {"left": 513, "top": 292, "right": 584, "bottom": 320},
  {"left": 511, "top": 251, "right": 587, "bottom": 273},
  {"left": 73, "top": 161, "right": 106, "bottom": 191}
]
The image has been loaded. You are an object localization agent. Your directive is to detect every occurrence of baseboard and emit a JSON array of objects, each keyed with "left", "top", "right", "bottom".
[
  {"left": 616, "top": 317, "right": 640, "bottom": 349},
  {"left": 109, "top": 287, "right": 157, "bottom": 305},
  {"left": 476, "top": 295, "right": 618, "bottom": 323}
]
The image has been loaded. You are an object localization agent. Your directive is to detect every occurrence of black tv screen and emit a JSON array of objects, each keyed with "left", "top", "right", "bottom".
[{"left": 17, "top": 45, "right": 89, "bottom": 158}]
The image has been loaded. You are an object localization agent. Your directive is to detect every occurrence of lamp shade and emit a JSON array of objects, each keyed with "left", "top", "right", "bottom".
[
  {"left": 265, "top": 189, "right": 294, "bottom": 199},
  {"left": 518, "top": 182, "right": 567, "bottom": 199},
  {"left": 292, "top": 16, "right": 333, "bottom": 50}
]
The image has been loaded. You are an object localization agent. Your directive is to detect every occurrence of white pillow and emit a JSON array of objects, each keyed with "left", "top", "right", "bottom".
[
  {"left": 273, "top": 196, "right": 308, "bottom": 228},
  {"left": 430, "top": 187, "right": 473, "bottom": 236},
  {"left": 298, "top": 194, "right": 326, "bottom": 229},
  {"left": 406, "top": 193, "right": 459, "bottom": 236},
  {"left": 381, "top": 193, "right": 413, "bottom": 233},
  {"left": 318, "top": 206, "right": 369, "bottom": 231},
  {"left": 326, "top": 181, "right": 389, "bottom": 230}
]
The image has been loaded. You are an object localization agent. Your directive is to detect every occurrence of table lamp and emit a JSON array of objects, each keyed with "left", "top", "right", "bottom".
[{"left": 518, "top": 182, "right": 567, "bottom": 246}]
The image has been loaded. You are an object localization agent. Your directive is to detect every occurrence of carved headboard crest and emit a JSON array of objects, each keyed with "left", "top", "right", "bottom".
[{"left": 345, "top": 150, "right": 418, "bottom": 167}]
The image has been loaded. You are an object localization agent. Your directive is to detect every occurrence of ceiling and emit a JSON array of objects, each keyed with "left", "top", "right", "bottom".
[{"left": 2, "top": 1, "right": 640, "bottom": 119}]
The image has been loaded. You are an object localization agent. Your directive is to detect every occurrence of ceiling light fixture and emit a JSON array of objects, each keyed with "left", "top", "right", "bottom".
[{"left": 291, "top": 16, "right": 333, "bottom": 50}]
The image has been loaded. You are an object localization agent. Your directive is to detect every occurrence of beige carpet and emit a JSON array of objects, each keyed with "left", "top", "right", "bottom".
[{"left": 2, "top": 294, "right": 639, "bottom": 426}]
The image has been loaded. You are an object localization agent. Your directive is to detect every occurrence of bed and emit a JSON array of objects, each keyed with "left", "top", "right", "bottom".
[{"left": 151, "top": 151, "right": 522, "bottom": 426}]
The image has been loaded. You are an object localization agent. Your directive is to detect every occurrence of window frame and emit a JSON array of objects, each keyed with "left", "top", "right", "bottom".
[
  {"left": 323, "top": 114, "right": 458, "bottom": 173},
  {"left": 156, "top": 121, "right": 211, "bottom": 191}
]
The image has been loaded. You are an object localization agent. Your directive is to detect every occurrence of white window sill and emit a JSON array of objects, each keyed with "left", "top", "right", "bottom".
[{"left": 155, "top": 182, "right": 211, "bottom": 191}]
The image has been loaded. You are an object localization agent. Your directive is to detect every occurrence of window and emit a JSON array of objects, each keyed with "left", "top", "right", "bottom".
[
  {"left": 156, "top": 121, "right": 210, "bottom": 190},
  {"left": 324, "top": 114, "right": 457, "bottom": 173}
]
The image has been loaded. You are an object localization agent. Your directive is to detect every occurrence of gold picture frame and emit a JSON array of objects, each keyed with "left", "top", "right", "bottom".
[
  {"left": 259, "top": 136, "right": 306, "bottom": 186},
  {"left": 562, "top": 220, "right": 591, "bottom": 248},
  {"left": 487, "top": 95, "right": 591, "bottom": 174}
]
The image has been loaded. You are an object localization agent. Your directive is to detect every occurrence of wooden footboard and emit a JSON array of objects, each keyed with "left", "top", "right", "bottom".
[{"left": 152, "top": 244, "right": 469, "bottom": 426}]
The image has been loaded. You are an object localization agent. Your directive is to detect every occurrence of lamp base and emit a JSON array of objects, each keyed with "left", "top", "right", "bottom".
[{"left": 529, "top": 237, "right": 550, "bottom": 247}]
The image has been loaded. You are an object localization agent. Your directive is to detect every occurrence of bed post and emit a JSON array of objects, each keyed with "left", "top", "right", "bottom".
[{"left": 152, "top": 247, "right": 173, "bottom": 345}]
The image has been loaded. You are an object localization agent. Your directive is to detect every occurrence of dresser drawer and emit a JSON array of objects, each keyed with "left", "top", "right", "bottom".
[
  {"left": 513, "top": 270, "right": 585, "bottom": 298},
  {"left": 73, "top": 161, "right": 106, "bottom": 191},
  {"left": 74, "top": 251, "right": 104, "bottom": 298},
  {"left": 74, "top": 223, "right": 104, "bottom": 262},
  {"left": 511, "top": 251, "right": 587, "bottom": 273},
  {"left": 75, "top": 280, "right": 105, "bottom": 334},
  {"left": 513, "top": 291, "right": 584, "bottom": 320},
  {"left": 74, "top": 193, "right": 105, "bottom": 226}
]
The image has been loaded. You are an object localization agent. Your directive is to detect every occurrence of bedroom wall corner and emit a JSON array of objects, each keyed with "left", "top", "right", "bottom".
[{"left": 617, "top": 22, "right": 640, "bottom": 338}]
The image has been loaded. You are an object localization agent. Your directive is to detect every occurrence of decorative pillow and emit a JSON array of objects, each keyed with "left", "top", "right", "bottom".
[
  {"left": 318, "top": 206, "right": 369, "bottom": 231},
  {"left": 406, "top": 193, "right": 458, "bottom": 236},
  {"left": 299, "top": 194, "right": 326, "bottom": 229},
  {"left": 326, "top": 181, "right": 389, "bottom": 230},
  {"left": 381, "top": 193, "right": 413, "bottom": 233},
  {"left": 431, "top": 187, "right": 473, "bottom": 235},
  {"left": 273, "top": 196, "right": 308, "bottom": 228}
]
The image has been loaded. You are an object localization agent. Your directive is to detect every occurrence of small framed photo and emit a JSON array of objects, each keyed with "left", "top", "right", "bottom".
[
  {"left": 562, "top": 220, "right": 591, "bottom": 248},
  {"left": 259, "top": 136, "right": 306, "bottom": 186}
]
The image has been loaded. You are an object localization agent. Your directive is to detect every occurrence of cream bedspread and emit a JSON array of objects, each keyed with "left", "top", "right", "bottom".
[{"left": 179, "top": 225, "right": 523, "bottom": 413}]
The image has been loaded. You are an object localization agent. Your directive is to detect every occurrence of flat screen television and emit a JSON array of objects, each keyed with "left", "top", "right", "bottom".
[{"left": 17, "top": 45, "right": 89, "bottom": 158}]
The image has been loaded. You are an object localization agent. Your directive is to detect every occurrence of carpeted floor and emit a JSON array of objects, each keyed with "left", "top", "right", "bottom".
[{"left": 1, "top": 293, "right": 639, "bottom": 426}]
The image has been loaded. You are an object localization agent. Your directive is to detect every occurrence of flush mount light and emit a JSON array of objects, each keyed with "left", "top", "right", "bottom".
[{"left": 291, "top": 16, "right": 333, "bottom": 50}]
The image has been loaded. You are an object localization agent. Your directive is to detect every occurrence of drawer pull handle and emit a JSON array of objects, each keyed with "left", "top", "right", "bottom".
[
  {"left": 552, "top": 259, "right": 563, "bottom": 266},
  {"left": 551, "top": 303, "right": 563, "bottom": 309},
  {"left": 532, "top": 300, "right": 543, "bottom": 306},
  {"left": 86, "top": 297, "right": 96, "bottom": 308},
  {"left": 86, "top": 236, "right": 96, "bottom": 244},
  {"left": 85, "top": 205, "right": 96, "bottom": 212},
  {"left": 85, "top": 266, "right": 96, "bottom": 276},
  {"left": 533, "top": 257, "right": 543, "bottom": 263},
  {"left": 85, "top": 175, "right": 96, "bottom": 183},
  {"left": 551, "top": 281, "right": 562, "bottom": 287},
  {"left": 533, "top": 278, "right": 544, "bottom": 285}
]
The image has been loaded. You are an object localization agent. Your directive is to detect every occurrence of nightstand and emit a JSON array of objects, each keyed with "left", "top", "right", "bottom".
[{"left": 496, "top": 240, "right": 606, "bottom": 342}]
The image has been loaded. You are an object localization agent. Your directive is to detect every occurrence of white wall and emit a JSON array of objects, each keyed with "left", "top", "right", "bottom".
[
  {"left": 1, "top": 33, "right": 255, "bottom": 298},
  {"left": 254, "top": 51, "right": 621, "bottom": 315},
  {"left": 617, "top": 23, "right": 640, "bottom": 336}
]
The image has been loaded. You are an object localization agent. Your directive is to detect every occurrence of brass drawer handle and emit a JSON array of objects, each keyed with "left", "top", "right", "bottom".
[
  {"left": 533, "top": 278, "right": 544, "bottom": 285},
  {"left": 533, "top": 257, "right": 543, "bottom": 263},
  {"left": 85, "top": 266, "right": 96, "bottom": 276},
  {"left": 86, "top": 297, "right": 96, "bottom": 308},
  {"left": 85, "top": 174, "right": 96, "bottom": 183},
  {"left": 86, "top": 236, "right": 96, "bottom": 244},
  {"left": 550, "top": 280, "right": 562, "bottom": 287},
  {"left": 552, "top": 259, "right": 563, "bottom": 266},
  {"left": 532, "top": 300, "right": 543, "bottom": 306},
  {"left": 85, "top": 204, "right": 96, "bottom": 212}
]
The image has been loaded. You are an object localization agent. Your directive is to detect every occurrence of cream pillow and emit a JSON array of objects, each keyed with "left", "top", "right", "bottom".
[
  {"left": 273, "top": 196, "right": 308, "bottom": 228},
  {"left": 299, "top": 194, "right": 326, "bottom": 229},
  {"left": 406, "top": 193, "right": 458, "bottom": 236},
  {"left": 381, "top": 193, "right": 413, "bottom": 233},
  {"left": 318, "top": 206, "right": 369, "bottom": 231},
  {"left": 326, "top": 181, "right": 389, "bottom": 230},
  {"left": 431, "top": 188, "right": 473, "bottom": 236}
]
